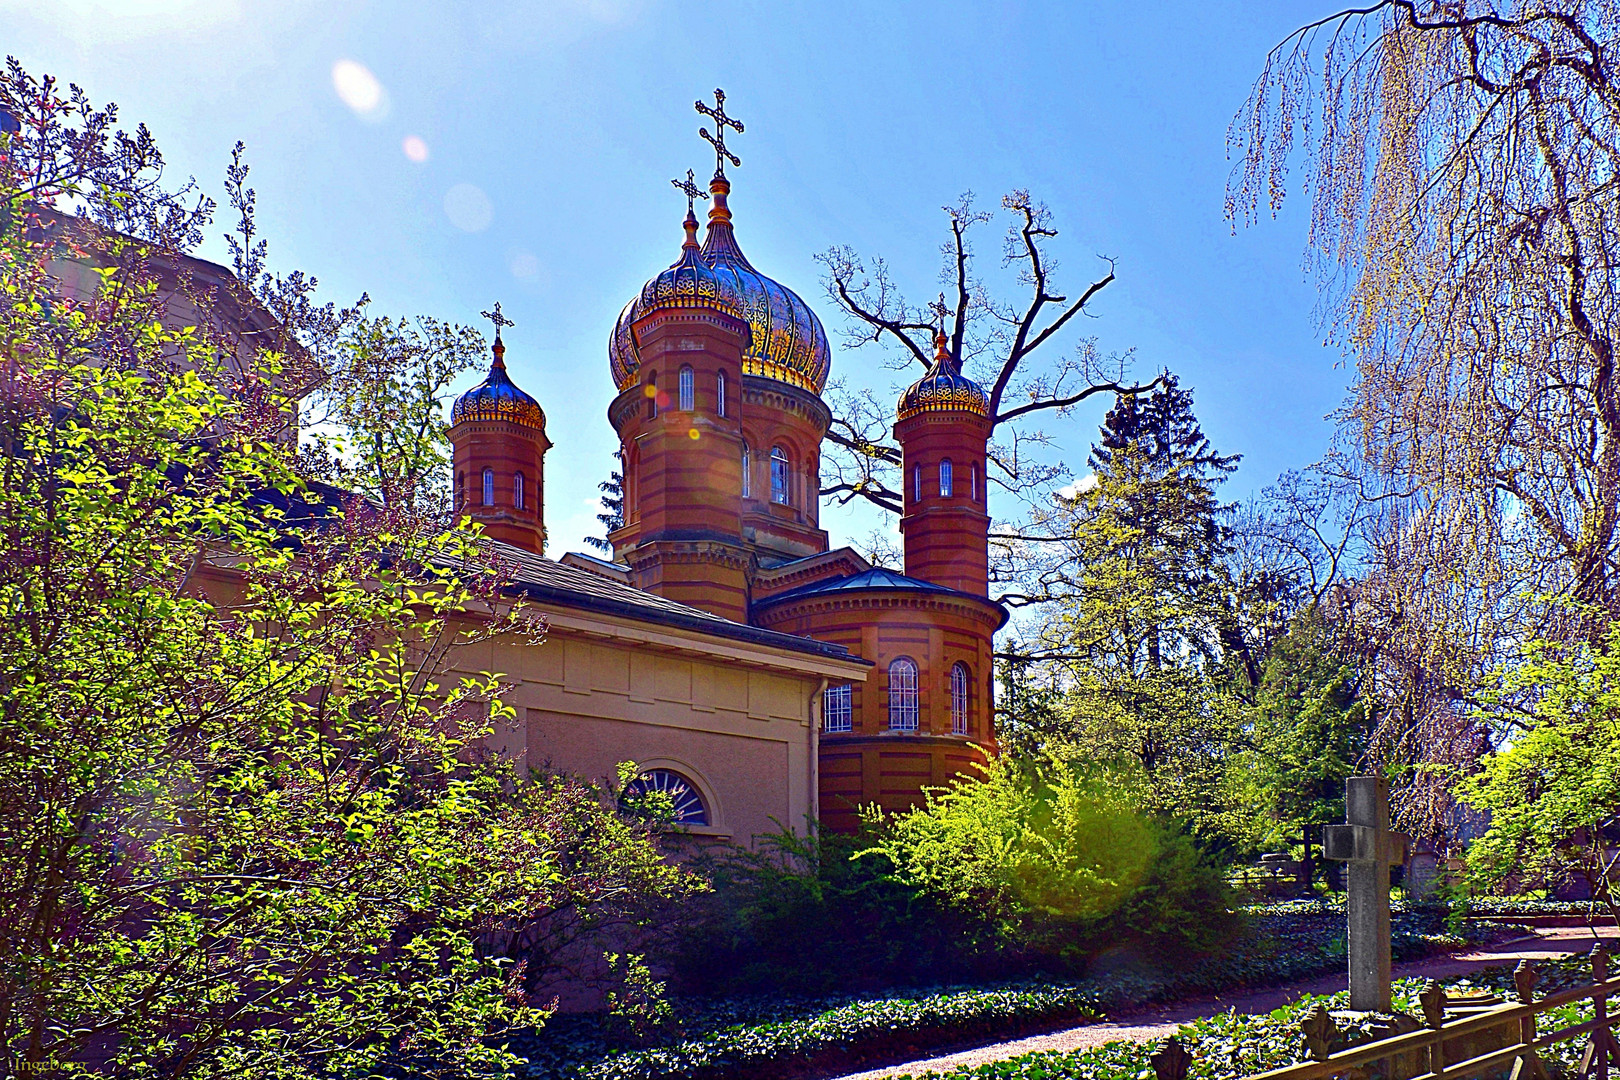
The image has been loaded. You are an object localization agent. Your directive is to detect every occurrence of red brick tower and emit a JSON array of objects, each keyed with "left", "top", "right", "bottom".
[
  {"left": 450, "top": 325, "right": 551, "bottom": 554},
  {"left": 895, "top": 329, "right": 993, "bottom": 596}
]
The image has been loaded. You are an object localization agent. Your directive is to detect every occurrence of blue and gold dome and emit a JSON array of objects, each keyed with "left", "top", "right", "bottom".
[
  {"left": 610, "top": 176, "right": 831, "bottom": 396},
  {"left": 452, "top": 337, "right": 547, "bottom": 431},
  {"left": 898, "top": 330, "right": 991, "bottom": 421}
]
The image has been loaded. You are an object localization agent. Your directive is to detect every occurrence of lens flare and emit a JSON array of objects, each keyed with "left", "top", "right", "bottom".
[
  {"left": 443, "top": 183, "right": 493, "bottom": 232},
  {"left": 688, "top": 428, "right": 701, "bottom": 440},
  {"left": 332, "top": 59, "right": 387, "bottom": 120},
  {"left": 402, "top": 135, "right": 429, "bottom": 162}
]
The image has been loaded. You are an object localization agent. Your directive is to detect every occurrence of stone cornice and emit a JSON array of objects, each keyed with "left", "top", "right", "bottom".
[
  {"left": 742, "top": 375, "right": 830, "bottom": 433},
  {"left": 755, "top": 586, "right": 1005, "bottom": 632}
]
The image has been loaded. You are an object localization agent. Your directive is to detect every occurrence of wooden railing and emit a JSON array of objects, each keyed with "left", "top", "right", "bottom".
[{"left": 1150, "top": 950, "right": 1620, "bottom": 1080}]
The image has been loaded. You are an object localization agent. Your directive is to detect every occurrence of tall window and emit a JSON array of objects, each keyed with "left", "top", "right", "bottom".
[
  {"left": 823, "top": 683, "right": 852, "bottom": 733},
  {"left": 950, "top": 663, "right": 970, "bottom": 735},
  {"left": 514, "top": 471, "right": 525, "bottom": 510},
  {"left": 971, "top": 462, "right": 978, "bottom": 501},
  {"left": 455, "top": 472, "right": 464, "bottom": 509},
  {"left": 940, "top": 458, "right": 954, "bottom": 497},
  {"left": 678, "top": 365, "right": 694, "bottom": 411},
  {"left": 913, "top": 464, "right": 922, "bottom": 503},
  {"left": 770, "top": 446, "right": 790, "bottom": 504},
  {"left": 741, "top": 445, "right": 752, "bottom": 498},
  {"left": 716, "top": 370, "right": 727, "bottom": 417},
  {"left": 482, "top": 468, "right": 494, "bottom": 507},
  {"left": 647, "top": 372, "right": 657, "bottom": 418},
  {"left": 888, "top": 657, "right": 919, "bottom": 731}
]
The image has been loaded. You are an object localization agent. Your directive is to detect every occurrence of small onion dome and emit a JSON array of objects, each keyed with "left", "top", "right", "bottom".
[
  {"left": 609, "top": 207, "right": 749, "bottom": 392},
  {"left": 898, "top": 329, "right": 991, "bottom": 421},
  {"left": 451, "top": 335, "right": 546, "bottom": 431}
]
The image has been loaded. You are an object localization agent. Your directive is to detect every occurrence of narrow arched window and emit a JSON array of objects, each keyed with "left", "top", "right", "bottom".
[
  {"left": 455, "top": 472, "right": 465, "bottom": 509},
  {"left": 888, "top": 657, "right": 919, "bottom": 732},
  {"left": 646, "top": 372, "right": 658, "bottom": 419},
  {"left": 971, "top": 462, "right": 978, "bottom": 501},
  {"left": 482, "top": 468, "right": 494, "bottom": 507},
  {"left": 741, "top": 445, "right": 752, "bottom": 498},
  {"left": 514, "top": 471, "right": 525, "bottom": 510},
  {"left": 678, "top": 365, "right": 694, "bottom": 411},
  {"left": 823, "top": 683, "right": 852, "bottom": 733},
  {"left": 717, "top": 370, "right": 727, "bottom": 417},
  {"left": 940, "top": 458, "right": 954, "bottom": 498},
  {"left": 770, "top": 446, "right": 790, "bottom": 504},
  {"left": 913, "top": 464, "right": 922, "bottom": 503},
  {"left": 950, "top": 663, "right": 970, "bottom": 735}
]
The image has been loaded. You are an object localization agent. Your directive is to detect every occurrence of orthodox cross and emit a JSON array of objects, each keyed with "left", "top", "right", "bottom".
[
  {"left": 696, "top": 87, "right": 743, "bottom": 177},
  {"left": 671, "top": 169, "right": 707, "bottom": 213},
  {"left": 480, "top": 302, "right": 514, "bottom": 343},
  {"left": 1324, "top": 776, "right": 1410, "bottom": 1011},
  {"left": 928, "top": 293, "right": 951, "bottom": 333}
]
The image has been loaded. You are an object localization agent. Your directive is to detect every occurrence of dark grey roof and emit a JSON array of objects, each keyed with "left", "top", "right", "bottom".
[
  {"left": 753, "top": 566, "right": 1010, "bottom": 628},
  {"left": 483, "top": 539, "right": 864, "bottom": 664}
]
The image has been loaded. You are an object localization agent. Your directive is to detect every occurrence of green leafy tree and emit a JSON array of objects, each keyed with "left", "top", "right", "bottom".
[{"left": 1461, "top": 620, "right": 1620, "bottom": 925}]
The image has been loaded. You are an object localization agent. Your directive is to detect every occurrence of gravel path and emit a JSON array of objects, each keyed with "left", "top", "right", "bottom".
[{"left": 830, "top": 926, "right": 1619, "bottom": 1080}]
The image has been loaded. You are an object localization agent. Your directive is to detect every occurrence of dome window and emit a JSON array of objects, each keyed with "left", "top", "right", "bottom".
[
  {"left": 482, "top": 468, "right": 494, "bottom": 507},
  {"left": 514, "top": 471, "right": 525, "bottom": 511},
  {"left": 679, "top": 366, "right": 695, "bottom": 411},
  {"left": 717, "top": 370, "right": 727, "bottom": 418},
  {"left": 940, "top": 458, "right": 953, "bottom": 498},
  {"left": 888, "top": 657, "right": 919, "bottom": 732},
  {"left": 913, "top": 464, "right": 922, "bottom": 504},
  {"left": 741, "top": 445, "right": 752, "bottom": 498},
  {"left": 971, "top": 463, "right": 978, "bottom": 502},
  {"left": 950, "top": 663, "right": 970, "bottom": 735},
  {"left": 770, "top": 446, "right": 790, "bottom": 505}
]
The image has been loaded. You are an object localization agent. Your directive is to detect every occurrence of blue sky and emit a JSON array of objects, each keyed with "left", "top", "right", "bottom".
[{"left": 8, "top": 0, "right": 1340, "bottom": 556}]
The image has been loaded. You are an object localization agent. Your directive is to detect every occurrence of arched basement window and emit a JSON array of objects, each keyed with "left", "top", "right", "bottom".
[
  {"left": 482, "top": 468, "right": 494, "bottom": 507},
  {"left": 514, "top": 471, "right": 525, "bottom": 510},
  {"left": 940, "top": 458, "right": 954, "bottom": 498},
  {"left": 888, "top": 657, "right": 919, "bottom": 732},
  {"left": 770, "top": 446, "right": 790, "bottom": 504},
  {"left": 950, "top": 663, "right": 970, "bottom": 735},
  {"left": 823, "top": 683, "right": 852, "bottom": 733},
  {"left": 622, "top": 768, "right": 709, "bottom": 826},
  {"left": 717, "top": 370, "right": 727, "bottom": 417},
  {"left": 678, "top": 365, "right": 695, "bottom": 411}
]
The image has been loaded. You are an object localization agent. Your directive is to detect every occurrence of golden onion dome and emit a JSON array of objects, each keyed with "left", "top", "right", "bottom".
[
  {"left": 898, "top": 330, "right": 992, "bottom": 422},
  {"left": 609, "top": 175, "right": 831, "bottom": 396},
  {"left": 451, "top": 336, "right": 547, "bottom": 431}
]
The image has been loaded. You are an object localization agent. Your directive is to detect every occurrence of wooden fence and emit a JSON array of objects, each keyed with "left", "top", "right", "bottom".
[{"left": 1150, "top": 950, "right": 1620, "bottom": 1080}]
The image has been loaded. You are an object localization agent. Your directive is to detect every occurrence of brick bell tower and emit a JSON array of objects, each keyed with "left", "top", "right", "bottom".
[
  {"left": 449, "top": 306, "right": 551, "bottom": 554},
  {"left": 895, "top": 327, "right": 993, "bottom": 596},
  {"left": 605, "top": 200, "right": 755, "bottom": 621}
]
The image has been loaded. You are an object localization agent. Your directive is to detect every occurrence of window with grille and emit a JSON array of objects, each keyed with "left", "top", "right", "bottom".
[
  {"left": 482, "top": 468, "right": 494, "bottom": 507},
  {"left": 823, "top": 683, "right": 852, "bottom": 733},
  {"left": 717, "top": 370, "right": 727, "bottom": 417},
  {"left": 770, "top": 446, "right": 790, "bottom": 504},
  {"left": 940, "top": 458, "right": 953, "bottom": 497},
  {"left": 888, "top": 657, "right": 919, "bottom": 731},
  {"left": 678, "top": 366, "right": 694, "bottom": 411},
  {"left": 950, "top": 663, "right": 970, "bottom": 735},
  {"left": 514, "top": 472, "right": 525, "bottom": 510}
]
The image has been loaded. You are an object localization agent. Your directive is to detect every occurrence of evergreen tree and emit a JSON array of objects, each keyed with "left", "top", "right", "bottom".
[{"left": 584, "top": 451, "right": 624, "bottom": 553}]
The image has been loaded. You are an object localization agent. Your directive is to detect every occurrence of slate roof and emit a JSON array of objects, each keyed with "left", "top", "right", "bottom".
[
  {"left": 753, "top": 566, "right": 1010, "bottom": 629},
  {"left": 481, "top": 538, "right": 863, "bottom": 663}
]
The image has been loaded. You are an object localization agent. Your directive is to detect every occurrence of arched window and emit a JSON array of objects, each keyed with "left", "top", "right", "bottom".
[
  {"left": 482, "top": 468, "right": 494, "bottom": 507},
  {"left": 717, "top": 370, "right": 727, "bottom": 417},
  {"left": 770, "top": 446, "right": 790, "bottom": 504},
  {"left": 971, "top": 462, "right": 978, "bottom": 501},
  {"left": 823, "top": 683, "right": 852, "bottom": 733},
  {"left": 940, "top": 458, "right": 954, "bottom": 498},
  {"left": 622, "top": 768, "right": 709, "bottom": 826},
  {"left": 455, "top": 472, "right": 464, "bottom": 509},
  {"left": 741, "top": 445, "right": 752, "bottom": 498},
  {"left": 888, "top": 657, "right": 919, "bottom": 731},
  {"left": 913, "top": 464, "right": 922, "bottom": 503},
  {"left": 514, "top": 471, "right": 525, "bottom": 510},
  {"left": 647, "top": 372, "right": 658, "bottom": 419},
  {"left": 678, "top": 365, "right": 694, "bottom": 411},
  {"left": 950, "top": 663, "right": 970, "bottom": 735}
]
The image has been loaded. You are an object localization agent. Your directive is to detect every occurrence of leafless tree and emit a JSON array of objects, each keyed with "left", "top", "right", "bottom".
[{"left": 816, "top": 192, "right": 1160, "bottom": 526}]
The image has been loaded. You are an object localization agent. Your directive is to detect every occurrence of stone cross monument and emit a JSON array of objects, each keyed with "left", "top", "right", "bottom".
[{"left": 1323, "top": 776, "right": 1409, "bottom": 1012}]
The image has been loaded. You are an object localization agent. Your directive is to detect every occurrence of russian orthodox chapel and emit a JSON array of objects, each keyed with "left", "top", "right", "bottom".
[{"left": 449, "top": 93, "right": 1005, "bottom": 833}]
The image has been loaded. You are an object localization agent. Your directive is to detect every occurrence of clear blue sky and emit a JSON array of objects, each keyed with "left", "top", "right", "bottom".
[{"left": 8, "top": 0, "right": 1340, "bottom": 556}]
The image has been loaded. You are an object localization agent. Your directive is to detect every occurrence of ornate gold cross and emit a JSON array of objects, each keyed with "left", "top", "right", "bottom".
[
  {"left": 695, "top": 88, "right": 743, "bottom": 177},
  {"left": 671, "top": 168, "right": 707, "bottom": 213}
]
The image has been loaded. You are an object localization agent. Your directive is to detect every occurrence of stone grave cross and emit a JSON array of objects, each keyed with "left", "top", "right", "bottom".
[{"left": 1323, "top": 776, "right": 1409, "bottom": 1012}]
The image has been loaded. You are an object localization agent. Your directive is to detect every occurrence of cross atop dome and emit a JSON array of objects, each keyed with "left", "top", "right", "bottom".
[
  {"left": 671, "top": 169, "right": 707, "bottom": 213},
  {"left": 696, "top": 88, "right": 743, "bottom": 178},
  {"left": 480, "top": 301, "right": 514, "bottom": 365}
]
